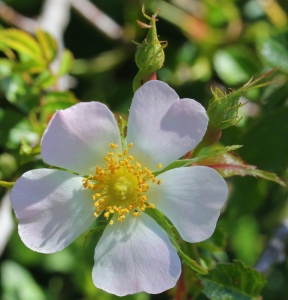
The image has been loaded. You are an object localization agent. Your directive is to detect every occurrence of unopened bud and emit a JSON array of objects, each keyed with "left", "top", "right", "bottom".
[
  {"left": 208, "top": 68, "right": 278, "bottom": 130},
  {"left": 208, "top": 87, "right": 244, "bottom": 130},
  {"left": 134, "top": 5, "right": 167, "bottom": 73}
]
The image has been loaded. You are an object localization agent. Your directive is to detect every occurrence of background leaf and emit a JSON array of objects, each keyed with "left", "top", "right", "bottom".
[
  {"left": 0, "top": 29, "right": 42, "bottom": 62},
  {"left": 196, "top": 151, "right": 285, "bottom": 186},
  {"left": 36, "top": 29, "right": 58, "bottom": 63},
  {"left": 198, "top": 260, "right": 267, "bottom": 300}
]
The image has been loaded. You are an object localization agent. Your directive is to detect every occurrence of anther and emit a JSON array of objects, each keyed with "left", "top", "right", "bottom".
[
  {"left": 158, "top": 163, "right": 162, "bottom": 168},
  {"left": 109, "top": 220, "right": 114, "bottom": 225},
  {"left": 110, "top": 143, "right": 118, "bottom": 148},
  {"left": 157, "top": 180, "right": 162, "bottom": 185},
  {"left": 128, "top": 143, "right": 133, "bottom": 148}
]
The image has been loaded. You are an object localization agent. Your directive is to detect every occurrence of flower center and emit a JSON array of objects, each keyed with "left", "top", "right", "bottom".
[{"left": 82, "top": 143, "right": 162, "bottom": 225}]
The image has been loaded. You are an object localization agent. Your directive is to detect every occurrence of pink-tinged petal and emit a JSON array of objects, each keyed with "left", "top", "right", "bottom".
[
  {"left": 10, "top": 169, "right": 95, "bottom": 253},
  {"left": 127, "top": 81, "right": 208, "bottom": 171},
  {"left": 41, "top": 102, "right": 121, "bottom": 175},
  {"left": 147, "top": 166, "right": 228, "bottom": 242},
  {"left": 92, "top": 213, "right": 181, "bottom": 296}
]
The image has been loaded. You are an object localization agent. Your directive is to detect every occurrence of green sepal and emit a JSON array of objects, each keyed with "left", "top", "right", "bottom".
[
  {"left": 153, "top": 145, "right": 242, "bottom": 177},
  {"left": 208, "top": 68, "right": 278, "bottom": 129},
  {"left": 0, "top": 181, "right": 15, "bottom": 188},
  {"left": 145, "top": 208, "right": 208, "bottom": 275},
  {"left": 83, "top": 225, "right": 107, "bottom": 247}
]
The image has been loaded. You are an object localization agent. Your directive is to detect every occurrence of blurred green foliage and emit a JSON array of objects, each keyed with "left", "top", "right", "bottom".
[{"left": 0, "top": 0, "right": 288, "bottom": 299}]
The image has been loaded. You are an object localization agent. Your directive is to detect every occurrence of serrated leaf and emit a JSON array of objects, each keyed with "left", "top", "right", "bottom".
[
  {"left": 198, "top": 260, "right": 267, "bottom": 300},
  {"left": 36, "top": 29, "right": 58, "bottom": 63},
  {"left": 146, "top": 208, "right": 208, "bottom": 275},
  {"left": 197, "top": 151, "right": 285, "bottom": 186},
  {"left": 0, "top": 29, "right": 42, "bottom": 62},
  {"left": 58, "top": 49, "right": 74, "bottom": 76},
  {"left": 0, "top": 180, "right": 14, "bottom": 188},
  {"left": 153, "top": 145, "right": 242, "bottom": 176}
]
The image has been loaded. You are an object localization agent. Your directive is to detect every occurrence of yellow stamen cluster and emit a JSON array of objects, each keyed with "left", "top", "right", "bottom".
[{"left": 82, "top": 143, "right": 162, "bottom": 224}]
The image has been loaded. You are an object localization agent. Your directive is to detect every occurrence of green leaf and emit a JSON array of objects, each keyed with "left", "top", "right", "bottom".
[
  {"left": 34, "top": 70, "right": 56, "bottom": 89},
  {"left": 0, "top": 58, "right": 13, "bottom": 79},
  {"left": 58, "top": 49, "right": 74, "bottom": 76},
  {"left": 1, "top": 260, "right": 46, "bottom": 300},
  {"left": 42, "top": 91, "right": 78, "bottom": 114},
  {"left": 198, "top": 260, "right": 267, "bottom": 300},
  {"left": 197, "top": 151, "right": 285, "bottom": 186},
  {"left": 0, "top": 73, "right": 39, "bottom": 113},
  {"left": 239, "top": 107, "right": 288, "bottom": 175},
  {"left": 146, "top": 208, "right": 208, "bottom": 275},
  {"left": 36, "top": 29, "right": 58, "bottom": 63},
  {"left": 19, "top": 138, "right": 41, "bottom": 165},
  {"left": 0, "top": 180, "right": 14, "bottom": 188},
  {"left": 153, "top": 145, "right": 242, "bottom": 176},
  {"left": 257, "top": 36, "right": 288, "bottom": 73},
  {"left": 0, "top": 153, "right": 17, "bottom": 179},
  {"left": 0, "top": 39, "right": 16, "bottom": 59},
  {"left": 213, "top": 46, "right": 260, "bottom": 86},
  {"left": 12, "top": 61, "right": 46, "bottom": 73},
  {"left": 0, "top": 29, "right": 42, "bottom": 62}
]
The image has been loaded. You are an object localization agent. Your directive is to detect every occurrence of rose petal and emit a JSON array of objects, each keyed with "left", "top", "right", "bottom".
[
  {"left": 127, "top": 81, "right": 208, "bottom": 171},
  {"left": 92, "top": 213, "right": 181, "bottom": 296},
  {"left": 10, "top": 169, "right": 96, "bottom": 253},
  {"left": 41, "top": 102, "right": 121, "bottom": 175},
  {"left": 147, "top": 166, "right": 228, "bottom": 242}
]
